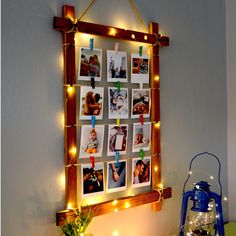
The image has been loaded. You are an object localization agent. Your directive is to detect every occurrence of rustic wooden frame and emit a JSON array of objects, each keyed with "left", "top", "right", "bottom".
[{"left": 54, "top": 5, "right": 171, "bottom": 225}]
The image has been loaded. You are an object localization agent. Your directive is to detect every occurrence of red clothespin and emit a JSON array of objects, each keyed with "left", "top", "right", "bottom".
[
  {"left": 139, "top": 114, "right": 144, "bottom": 125},
  {"left": 90, "top": 156, "right": 95, "bottom": 168}
]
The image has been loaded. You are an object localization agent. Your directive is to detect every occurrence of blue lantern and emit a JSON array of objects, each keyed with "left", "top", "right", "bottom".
[{"left": 179, "top": 152, "right": 224, "bottom": 236}]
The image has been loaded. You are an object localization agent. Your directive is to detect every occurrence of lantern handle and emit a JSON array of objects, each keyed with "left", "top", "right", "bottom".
[{"left": 182, "top": 151, "right": 222, "bottom": 197}]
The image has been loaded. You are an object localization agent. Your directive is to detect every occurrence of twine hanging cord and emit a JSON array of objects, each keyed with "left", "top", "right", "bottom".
[{"left": 76, "top": 0, "right": 149, "bottom": 33}]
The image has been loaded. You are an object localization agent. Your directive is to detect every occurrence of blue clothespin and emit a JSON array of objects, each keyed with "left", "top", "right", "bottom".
[
  {"left": 139, "top": 46, "right": 143, "bottom": 56},
  {"left": 139, "top": 149, "right": 144, "bottom": 160},
  {"left": 91, "top": 115, "right": 96, "bottom": 128},
  {"left": 89, "top": 38, "right": 94, "bottom": 50},
  {"left": 115, "top": 151, "right": 120, "bottom": 163}
]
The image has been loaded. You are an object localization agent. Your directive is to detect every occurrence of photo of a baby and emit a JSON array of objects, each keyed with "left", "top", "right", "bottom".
[
  {"left": 81, "top": 162, "right": 104, "bottom": 197},
  {"left": 132, "top": 157, "right": 151, "bottom": 188},
  {"left": 80, "top": 125, "right": 105, "bottom": 158},
  {"left": 131, "top": 53, "right": 149, "bottom": 84},
  {"left": 78, "top": 47, "right": 102, "bottom": 81},
  {"left": 107, "top": 124, "right": 128, "bottom": 156},
  {"left": 107, "top": 160, "right": 127, "bottom": 193},
  {"left": 108, "top": 87, "right": 129, "bottom": 119},
  {"left": 131, "top": 89, "right": 150, "bottom": 118},
  {"left": 80, "top": 86, "right": 104, "bottom": 120},
  {"left": 132, "top": 122, "right": 151, "bottom": 153},
  {"left": 107, "top": 50, "right": 127, "bottom": 82}
]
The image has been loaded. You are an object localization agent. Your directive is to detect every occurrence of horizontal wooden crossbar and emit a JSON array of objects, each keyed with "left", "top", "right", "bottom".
[{"left": 56, "top": 187, "right": 172, "bottom": 225}]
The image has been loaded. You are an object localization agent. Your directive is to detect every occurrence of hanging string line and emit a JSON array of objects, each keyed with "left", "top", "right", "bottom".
[
  {"left": 76, "top": 0, "right": 148, "bottom": 33},
  {"left": 77, "top": 0, "right": 96, "bottom": 21}
]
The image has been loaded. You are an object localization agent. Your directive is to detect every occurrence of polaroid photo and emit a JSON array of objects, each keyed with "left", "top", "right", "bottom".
[
  {"left": 81, "top": 162, "right": 104, "bottom": 198},
  {"left": 78, "top": 47, "right": 102, "bottom": 81},
  {"left": 132, "top": 156, "right": 151, "bottom": 188},
  {"left": 79, "top": 125, "right": 105, "bottom": 158},
  {"left": 106, "top": 160, "right": 127, "bottom": 193},
  {"left": 107, "top": 50, "right": 128, "bottom": 82},
  {"left": 132, "top": 122, "right": 151, "bottom": 153},
  {"left": 108, "top": 87, "right": 129, "bottom": 119},
  {"left": 79, "top": 86, "right": 104, "bottom": 120},
  {"left": 131, "top": 88, "right": 151, "bottom": 118},
  {"left": 107, "top": 124, "right": 128, "bottom": 156},
  {"left": 131, "top": 53, "right": 149, "bottom": 84}
]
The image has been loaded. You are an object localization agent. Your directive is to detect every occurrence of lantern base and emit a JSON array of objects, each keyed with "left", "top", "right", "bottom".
[{"left": 192, "top": 229, "right": 212, "bottom": 235}]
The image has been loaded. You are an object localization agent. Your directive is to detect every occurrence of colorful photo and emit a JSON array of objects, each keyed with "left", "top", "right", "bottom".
[
  {"left": 131, "top": 89, "right": 150, "bottom": 118},
  {"left": 107, "top": 160, "right": 127, "bottom": 193},
  {"left": 107, "top": 124, "right": 128, "bottom": 156},
  {"left": 80, "top": 125, "right": 105, "bottom": 158},
  {"left": 132, "top": 157, "right": 151, "bottom": 188},
  {"left": 79, "top": 86, "right": 104, "bottom": 120},
  {"left": 78, "top": 47, "right": 102, "bottom": 81},
  {"left": 81, "top": 162, "right": 104, "bottom": 197},
  {"left": 108, "top": 87, "right": 129, "bottom": 119},
  {"left": 131, "top": 53, "right": 149, "bottom": 84},
  {"left": 132, "top": 122, "right": 151, "bottom": 152},
  {"left": 107, "top": 50, "right": 127, "bottom": 82}
]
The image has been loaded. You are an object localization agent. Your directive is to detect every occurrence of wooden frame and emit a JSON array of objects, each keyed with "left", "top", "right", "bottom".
[{"left": 54, "top": 5, "right": 171, "bottom": 225}]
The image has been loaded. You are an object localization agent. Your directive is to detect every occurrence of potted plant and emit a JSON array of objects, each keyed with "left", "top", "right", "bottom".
[{"left": 59, "top": 206, "right": 95, "bottom": 236}]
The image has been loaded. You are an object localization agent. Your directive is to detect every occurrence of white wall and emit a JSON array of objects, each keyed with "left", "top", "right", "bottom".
[
  {"left": 226, "top": 0, "right": 236, "bottom": 221},
  {"left": 2, "top": 0, "right": 228, "bottom": 235}
]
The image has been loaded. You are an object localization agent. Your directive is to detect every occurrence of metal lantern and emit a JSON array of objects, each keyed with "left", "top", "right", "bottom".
[{"left": 179, "top": 152, "right": 224, "bottom": 236}]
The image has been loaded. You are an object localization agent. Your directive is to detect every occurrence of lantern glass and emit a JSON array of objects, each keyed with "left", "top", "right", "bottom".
[{"left": 185, "top": 210, "right": 216, "bottom": 235}]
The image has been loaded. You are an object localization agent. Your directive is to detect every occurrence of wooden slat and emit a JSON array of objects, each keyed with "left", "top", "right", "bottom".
[
  {"left": 62, "top": 5, "right": 77, "bottom": 209},
  {"left": 56, "top": 187, "right": 172, "bottom": 225}
]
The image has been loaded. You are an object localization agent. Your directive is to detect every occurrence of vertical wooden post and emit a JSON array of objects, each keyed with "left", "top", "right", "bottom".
[
  {"left": 150, "top": 22, "right": 162, "bottom": 211},
  {"left": 62, "top": 5, "right": 77, "bottom": 209}
]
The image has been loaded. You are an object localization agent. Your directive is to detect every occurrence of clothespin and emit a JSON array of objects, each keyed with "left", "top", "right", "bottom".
[
  {"left": 139, "top": 114, "right": 144, "bottom": 125},
  {"left": 116, "top": 118, "right": 120, "bottom": 126},
  {"left": 91, "top": 77, "right": 95, "bottom": 89},
  {"left": 91, "top": 115, "right": 96, "bottom": 128},
  {"left": 139, "top": 46, "right": 143, "bottom": 57},
  {"left": 116, "top": 80, "right": 121, "bottom": 92},
  {"left": 90, "top": 156, "right": 95, "bottom": 168},
  {"left": 139, "top": 149, "right": 144, "bottom": 160},
  {"left": 89, "top": 38, "right": 94, "bottom": 50},
  {"left": 139, "top": 82, "right": 143, "bottom": 90},
  {"left": 115, "top": 151, "right": 120, "bottom": 163},
  {"left": 114, "top": 42, "right": 119, "bottom": 52}
]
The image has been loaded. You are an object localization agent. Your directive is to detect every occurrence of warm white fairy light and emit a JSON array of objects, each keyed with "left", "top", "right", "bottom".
[
  {"left": 210, "top": 176, "right": 214, "bottom": 180},
  {"left": 224, "top": 196, "right": 228, "bottom": 201},
  {"left": 113, "top": 230, "right": 119, "bottom": 236},
  {"left": 189, "top": 171, "right": 192, "bottom": 175}
]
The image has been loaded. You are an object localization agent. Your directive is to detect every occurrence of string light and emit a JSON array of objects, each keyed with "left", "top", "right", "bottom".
[
  {"left": 158, "top": 183, "right": 164, "bottom": 189},
  {"left": 210, "top": 175, "right": 214, "bottom": 180},
  {"left": 223, "top": 197, "right": 228, "bottom": 201},
  {"left": 154, "top": 166, "right": 158, "bottom": 172},
  {"left": 125, "top": 202, "right": 131, "bottom": 208},
  {"left": 113, "top": 230, "right": 119, "bottom": 236},
  {"left": 67, "top": 85, "right": 75, "bottom": 96},
  {"left": 131, "top": 34, "right": 135, "bottom": 39},
  {"left": 154, "top": 75, "right": 160, "bottom": 82},
  {"left": 67, "top": 202, "right": 73, "bottom": 209},
  {"left": 154, "top": 122, "right": 160, "bottom": 129},
  {"left": 144, "top": 35, "right": 148, "bottom": 40},
  {"left": 114, "top": 208, "right": 119, "bottom": 213},
  {"left": 69, "top": 146, "right": 77, "bottom": 156},
  {"left": 112, "top": 200, "right": 118, "bottom": 206},
  {"left": 109, "top": 28, "right": 117, "bottom": 36}
]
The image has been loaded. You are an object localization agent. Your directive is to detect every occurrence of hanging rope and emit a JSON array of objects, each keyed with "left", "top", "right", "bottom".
[
  {"left": 78, "top": 0, "right": 96, "bottom": 21},
  {"left": 77, "top": 0, "right": 148, "bottom": 33},
  {"left": 129, "top": 0, "right": 149, "bottom": 32}
]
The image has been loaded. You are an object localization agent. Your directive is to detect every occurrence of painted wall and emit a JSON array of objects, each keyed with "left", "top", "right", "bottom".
[
  {"left": 2, "top": 0, "right": 228, "bottom": 235},
  {"left": 226, "top": 0, "right": 236, "bottom": 221}
]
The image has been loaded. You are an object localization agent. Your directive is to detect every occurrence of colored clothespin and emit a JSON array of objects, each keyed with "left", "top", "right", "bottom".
[
  {"left": 116, "top": 118, "right": 120, "bottom": 126},
  {"left": 139, "top": 149, "right": 144, "bottom": 160},
  {"left": 89, "top": 38, "right": 94, "bottom": 50},
  {"left": 115, "top": 151, "right": 120, "bottom": 163},
  {"left": 114, "top": 42, "right": 119, "bottom": 52},
  {"left": 139, "top": 46, "right": 143, "bottom": 56},
  {"left": 91, "top": 115, "right": 96, "bottom": 128},
  {"left": 90, "top": 156, "right": 95, "bottom": 168},
  {"left": 116, "top": 80, "right": 121, "bottom": 92},
  {"left": 139, "top": 114, "right": 144, "bottom": 125},
  {"left": 91, "top": 77, "right": 95, "bottom": 89}
]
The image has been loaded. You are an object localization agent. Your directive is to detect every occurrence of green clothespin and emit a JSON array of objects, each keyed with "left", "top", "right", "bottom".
[
  {"left": 139, "top": 149, "right": 144, "bottom": 160},
  {"left": 139, "top": 46, "right": 143, "bottom": 56},
  {"left": 116, "top": 81, "right": 121, "bottom": 92}
]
